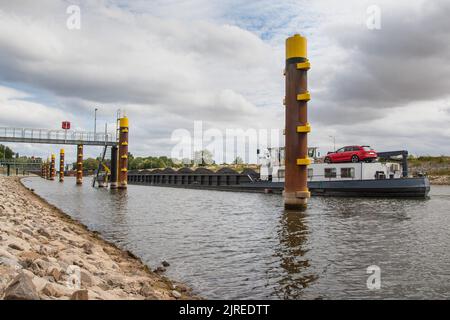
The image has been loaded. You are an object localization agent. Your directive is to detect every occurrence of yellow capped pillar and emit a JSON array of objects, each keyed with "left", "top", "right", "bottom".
[
  {"left": 118, "top": 117, "right": 129, "bottom": 189},
  {"left": 59, "top": 149, "right": 65, "bottom": 182},
  {"left": 50, "top": 154, "right": 56, "bottom": 181},
  {"left": 76, "top": 145, "right": 83, "bottom": 185},
  {"left": 284, "top": 34, "right": 311, "bottom": 210}
]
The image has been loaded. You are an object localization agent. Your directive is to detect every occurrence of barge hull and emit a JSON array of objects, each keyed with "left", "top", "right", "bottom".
[{"left": 127, "top": 176, "right": 430, "bottom": 198}]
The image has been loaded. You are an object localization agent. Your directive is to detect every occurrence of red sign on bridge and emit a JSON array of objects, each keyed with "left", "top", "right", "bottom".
[{"left": 62, "top": 121, "right": 71, "bottom": 130}]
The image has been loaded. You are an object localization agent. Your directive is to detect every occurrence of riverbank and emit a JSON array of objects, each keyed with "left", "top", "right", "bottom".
[
  {"left": 0, "top": 176, "right": 197, "bottom": 300},
  {"left": 428, "top": 175, "right": 450, "bottom": 185}
]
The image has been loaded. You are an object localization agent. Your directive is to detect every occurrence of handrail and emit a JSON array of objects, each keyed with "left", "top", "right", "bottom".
[{"left": 0, "top": 127, "right": 116, "bottom": 145}]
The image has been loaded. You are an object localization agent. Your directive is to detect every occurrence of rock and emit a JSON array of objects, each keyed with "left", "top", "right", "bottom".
[
  {"left": 145, "top": 293, "right": 159, "bottom": 300},
  {"left": 33, "top": 259, "right": 52, "bottom": 272},
  {"left": 82, "top": 243, "right": 93, "bottom": 255},
  {"left": 161, "top": 261, "right": 170, "bottom": 267},
  {"left": 0, "top": 257, "right": 22, "bottom": 270},
  {"left": 154, "top": 266, "right": 166, "bottom": 273},
  {"left": 31, "top": 276, "right": 50, "bottom": 292},
  {"left": 70, "top": 290, "right": 89, "bottom": 300},
  {"left": 8, "top": 243, "right": 24, "bottom": 251},
  {"left": 41, "top": 282, "right": 74, "bottom": 298},
  {"left": 0, "top": 235, "right": 3, "bottom": 241},
  {"left": 0, "top": 248, "right": 15, "bottom": 260},
  {"left": 3, "top": 272, "right": 40, "bottom": 300},
  {"left": 18, "top": 251, "right": 41, "bottom": 268},
  {"left": 80, "top": 269, "right": 94, "bottom": 287},
  {"left": 140, "top": 282, "right": 158, "bottom": 298},
  {"left": 47, "top": 266, "right": 62, "bottom": 281},
  {"left": 20, "top": 228, "right": 34, "bottom": 237},
  {"left": 173, "top": 283, "right": 190, "bottom": 293},
  {"left": 171, "top": 290, "right": 182, "bottom": 299},
  {"left": 41, "top": 283, "right": 61, "bottom": 297},
  {"left": 37, "top": 228, "right": 51, "bottom": 239}
]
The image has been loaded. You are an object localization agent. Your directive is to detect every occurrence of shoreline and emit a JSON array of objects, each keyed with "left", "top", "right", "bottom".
[
  {"left": 0, "top": 176, "right": 199, "bottom": 300},
  {"left": 428, "top": 175, "right": 450, "bottom": 185}
]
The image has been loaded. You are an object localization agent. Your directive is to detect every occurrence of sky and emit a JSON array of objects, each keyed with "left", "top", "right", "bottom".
[{"left": 0, "top": 0, "right": 449, "bottom": 163}]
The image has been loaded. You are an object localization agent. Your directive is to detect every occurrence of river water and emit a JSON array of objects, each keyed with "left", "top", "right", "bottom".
[{"left": 22, "top": 176, "right": 450, "bottom": 300}]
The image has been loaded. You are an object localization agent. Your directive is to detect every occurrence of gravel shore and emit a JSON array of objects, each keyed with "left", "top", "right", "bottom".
[{"left": 0, "top": 176, "right": 197, "bottom": 300}]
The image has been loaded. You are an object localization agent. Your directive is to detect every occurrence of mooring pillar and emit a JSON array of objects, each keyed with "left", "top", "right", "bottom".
[
  {"left": 76, "top": 145, "right": 83, "bottom": 185},
  {"left": 59, "top": 149, "right": 65, "bottom": 182},
  {"left": 42, "top": 161, "right": 46, "bottom": 179},
  {"left": 50, "top": 154, "right": 56, "bottom": 181},
  {"left": 283, "top": 34, "right": 311, "bottom": 210},
  {"left": 110, "top": 146, "right": 118, "bottom": 189},
  {"left": 46, "top": 160, "right": 50, "bottom": 179},
  {"left": 118, "top": 117, "right": 129, "bottom": 189}
]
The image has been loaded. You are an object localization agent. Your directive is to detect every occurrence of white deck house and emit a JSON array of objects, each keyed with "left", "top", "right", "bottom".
[{"left": 260, "top": 147, "right": 402, "bottom": 182}]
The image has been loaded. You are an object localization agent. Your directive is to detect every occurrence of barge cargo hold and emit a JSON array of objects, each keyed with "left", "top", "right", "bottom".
[{"left": 127, "top": 168, "right": 430, "bottom": 198}]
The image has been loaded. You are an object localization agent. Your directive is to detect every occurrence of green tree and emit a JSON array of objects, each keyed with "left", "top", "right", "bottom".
[
  {"left": 72, "top": 158, "right": 99, "bottom": 171},
  {"left": 194, "top": 150, "right": 214, "bottom": 166},
  {"left": 234, "top": 156, "right": 244, "bottom": 165},
  {"left": 0, "top": 144, "right": 14, "bottom": 159}
]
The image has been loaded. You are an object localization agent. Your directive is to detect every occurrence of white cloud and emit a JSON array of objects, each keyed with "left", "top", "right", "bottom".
[{"left": 0, "top": 0, "right": 449, "bottom": 162}]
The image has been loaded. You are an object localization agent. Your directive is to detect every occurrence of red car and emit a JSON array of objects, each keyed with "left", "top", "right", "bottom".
[{"left": 324, "top": 146, "right": 377, "bottom": 163}]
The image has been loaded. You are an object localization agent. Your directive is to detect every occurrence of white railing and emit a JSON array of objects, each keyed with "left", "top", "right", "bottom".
[{"left": 0, "top": 127, "right": 115, "bottom": 144}]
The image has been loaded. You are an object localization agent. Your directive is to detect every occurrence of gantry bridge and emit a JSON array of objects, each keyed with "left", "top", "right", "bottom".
[
  {"left": 0, "top": 127, "right": 117, "bottom": 146},
  {"left": 0, "top": 118, "right": 129, "bottom": 189}
]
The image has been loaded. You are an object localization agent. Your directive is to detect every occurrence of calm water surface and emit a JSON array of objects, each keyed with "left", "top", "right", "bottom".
[{"left": 22, "top": 177, "right": 450, "bottom": 299}]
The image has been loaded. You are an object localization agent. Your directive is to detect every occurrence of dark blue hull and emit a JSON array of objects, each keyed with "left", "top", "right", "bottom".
[{"left": 128, "top": 175, "right": 430, "bottom": 198}]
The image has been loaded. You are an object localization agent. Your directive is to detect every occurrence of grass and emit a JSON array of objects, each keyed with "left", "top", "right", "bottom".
[{"left": 408, "top": 156, "right": 450, "bottom": 176}]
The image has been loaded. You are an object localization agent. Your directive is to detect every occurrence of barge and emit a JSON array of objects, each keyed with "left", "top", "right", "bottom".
[{"left": 127, "top": 149, "right": 430, "bottom": 198}]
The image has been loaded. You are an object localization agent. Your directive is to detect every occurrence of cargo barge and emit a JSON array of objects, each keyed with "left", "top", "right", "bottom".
[{"left": 127, "top": 149, "right": 430, "bottom": 198}]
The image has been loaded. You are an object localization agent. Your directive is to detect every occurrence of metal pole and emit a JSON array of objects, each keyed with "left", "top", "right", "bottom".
[
  {"left": 94, "top": 108, "right": 98, "bottom": 141},
  {"left": 110, "top": 146, "right": 118, "bottom": 189},
  {"left": 283, "top": 34, "right": 310, "bottom": 210}
]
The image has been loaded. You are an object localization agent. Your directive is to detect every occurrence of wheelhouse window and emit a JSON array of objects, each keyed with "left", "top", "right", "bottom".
[
  {"left": 324, "top": 168, "right": 337, "bottom": 178},
  {"left": 341, "top": 167, "right": 355, "bottom": 178}
]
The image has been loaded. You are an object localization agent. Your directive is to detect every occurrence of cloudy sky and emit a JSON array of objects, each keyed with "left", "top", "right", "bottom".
[{"left": 0, "top": 0, "right": 449, "bottom": 163}]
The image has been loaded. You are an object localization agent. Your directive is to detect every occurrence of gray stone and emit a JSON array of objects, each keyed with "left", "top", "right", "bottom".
[
  {"left": 8, "top": 243, "right": 24, "bottom": 251},
  {"left": 37, "top": 228, "right": 51, "bottom": 239},
  {"left": 3, "top": 272, "right": 40, "bottom": 300},
  {"left": 21, "top": 228, "right": 34, "bottom": 237},
  {"left": 161, "top": 260, "right": 170, "bottom": 267},
  {"left": 154, "top": 266, "right": 166, "bottom": 273}
]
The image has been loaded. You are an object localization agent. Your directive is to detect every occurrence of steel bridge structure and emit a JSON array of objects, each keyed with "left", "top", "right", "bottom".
[{"left": 0, "top": 127, "right": 117, "bottom": 146}]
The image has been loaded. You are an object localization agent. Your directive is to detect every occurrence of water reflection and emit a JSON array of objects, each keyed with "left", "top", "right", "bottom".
[{"left": 274, "top": 209, "right": 317, "bottom": 299}]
